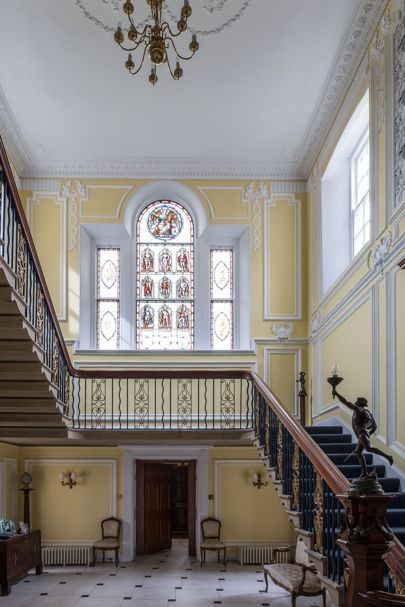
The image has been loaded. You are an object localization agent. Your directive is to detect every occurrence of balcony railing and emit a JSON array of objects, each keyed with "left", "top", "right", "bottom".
[{"left": 1, "top": 136, "right": 404, "bottom": 602}]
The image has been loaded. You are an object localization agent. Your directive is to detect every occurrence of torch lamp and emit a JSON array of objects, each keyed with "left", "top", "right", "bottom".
[{"left": 327, "top": 362, "right": 344, "bottom": 397}]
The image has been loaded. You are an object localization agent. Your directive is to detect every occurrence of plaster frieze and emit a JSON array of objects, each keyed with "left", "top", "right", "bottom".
[{"left": 298, "top": 0, "right": 388, "bottom": 177}]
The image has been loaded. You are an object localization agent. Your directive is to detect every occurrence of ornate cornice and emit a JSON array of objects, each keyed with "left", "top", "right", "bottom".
[
  {"left": 297, "top": 0, "right": 388, "bottom": 178},
  {"left": 0, "top": 0, "right": 388, "bottom": 181},
  {"left": 20, "top": 157, "right": 302, "bottom": 180}
]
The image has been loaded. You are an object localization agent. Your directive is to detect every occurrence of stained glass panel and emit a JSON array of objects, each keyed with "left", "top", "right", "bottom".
[
  {"left": 97, "top": 248, "right": 120, "bottom": 350},
  {"left": 210, "top": 249, "right": 233, "bottom": 350},
  {"left": 137, "top": 200, "right": 194, "bottom": 350},
  {"left": 211, "top": 301, "right": 233, "bottom": 350}
]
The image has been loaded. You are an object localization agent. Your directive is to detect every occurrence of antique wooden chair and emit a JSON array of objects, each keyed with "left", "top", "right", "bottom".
[
  {"left": 92, "top": 517, "right": 121, "bottom": 567},
  {"left": 263, "top": 537, "right": 326, "bottom": 607},
  {"left": 200, "top": 517, "right": 226, "bottom": 567}
]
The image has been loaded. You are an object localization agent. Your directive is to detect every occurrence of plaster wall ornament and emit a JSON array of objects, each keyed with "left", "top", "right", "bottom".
[
  {"left": 311, "top": 311, "right": 321, "bottom": 337},
  {"left": 394, "top": 10, "right": 405, "bottom": 208},
  {"left": 299, "top": 0, "right": 387, "bottom": 177},
  {"left": 61, "top": 181, "right": 88, "bottom": 251},
  {"left": 271, "top": 322, "right": 294, "bottom": 343},
  {"left": 369, "top": 16, "right": 388, "bottom": 133},
  {"left": 204, "top": 0, "right": 229, "bottom": 13},
  {"left": 243, "top": 181, "right": 268, "bottom": 251},
  {"left": 368, "top": 232, "right": 393, "bottom": 272}
]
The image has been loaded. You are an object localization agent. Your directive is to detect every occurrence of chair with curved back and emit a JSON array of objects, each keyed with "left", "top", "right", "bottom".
[
  {"left": 200, "top": 517, "right": 226, "bottom": 567},
  {"left": 92, "top": 516, "right": 121, "bottom": 567},
  {"left": 263, "top": 537, "right": 326, "bottom": 607}
]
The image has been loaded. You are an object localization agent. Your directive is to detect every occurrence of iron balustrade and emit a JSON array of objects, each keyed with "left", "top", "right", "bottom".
[
  {"left": 1, "top": 136, "right": 405, "bottom": 598},
  {"left": 68, "top": 375, "right": 254, "bottom": 430}
]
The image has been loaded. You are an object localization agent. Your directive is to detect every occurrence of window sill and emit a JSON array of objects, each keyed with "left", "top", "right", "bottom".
[{"left": 73, "top": 346, "right": 256, "bottom": 357}]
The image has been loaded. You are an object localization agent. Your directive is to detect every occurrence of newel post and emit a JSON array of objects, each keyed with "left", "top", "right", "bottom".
[
  {"left": 337, "top": 494, "right": 395, "bottom": 607},
  {"left": 296, "top": 371, "right": 306, "bottom": 426}
]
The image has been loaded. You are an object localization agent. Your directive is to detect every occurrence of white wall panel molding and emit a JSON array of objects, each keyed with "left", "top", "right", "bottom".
[
  {"left": 4, "top": 458, "right": 17, "bottom": 521},
  {"left": 25, "top": 191, "right": 67, "bottom": 320},
  {"left": 80, "top": 184, "right": 134, "bottom": 220},
  {"left": 310, "top": 231, "right": 405, "bottom": 342},
  {"left": 263, "top": 347, "right": 302, "bottom": 417},
  {"left": 24, "top": 459, "right": 118, "bottom": 517},
  {"left": 263, "top": 194, "right": 302, "bottom": 320},
  {"left": 214, "top": 459, "right": 263, "bottom": 523},
  {"left": 386, "top": 264, "right": 401, "bottom": 450},
  {"left": 122, "top": 446, "right": 208, "bottom": 562},
  {"left": 314, "top": 289, "right": 372, "bottom": 417}
]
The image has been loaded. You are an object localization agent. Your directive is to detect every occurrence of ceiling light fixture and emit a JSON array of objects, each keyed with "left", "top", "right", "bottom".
[{"left": 114, "top": 0, "right": 199, "bottom": 85}]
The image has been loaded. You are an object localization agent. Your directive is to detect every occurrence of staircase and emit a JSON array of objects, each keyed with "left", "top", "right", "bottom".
[
  {"left": 307, "top": 425, "right": 405, "bottom": 546},
  {"left": 0, "top": 261, "right": 68, "bottom": 440}
]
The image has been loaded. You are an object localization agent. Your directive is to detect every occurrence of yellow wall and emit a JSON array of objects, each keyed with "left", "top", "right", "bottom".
[
  {"left": 17, "top": 447, "right": 122, "bottom": 542},
  {"left": 208, "top": 447, "right": 294, "bottom": 544},
  {"left": 307, "top": 1, "right": 405, "bottom": 469}
]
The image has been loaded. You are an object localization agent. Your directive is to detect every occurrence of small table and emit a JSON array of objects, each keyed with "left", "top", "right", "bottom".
[{"left": 0, "top": 530, "right": 42, "bottom": 595}]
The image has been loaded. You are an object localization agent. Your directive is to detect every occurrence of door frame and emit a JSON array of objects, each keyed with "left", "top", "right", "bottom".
[
  {"left": 122, "top": 446, "right": 208, "bottom": 562},
  {"left": 136, "top": 460, "right": 196, "bottom": 557}
]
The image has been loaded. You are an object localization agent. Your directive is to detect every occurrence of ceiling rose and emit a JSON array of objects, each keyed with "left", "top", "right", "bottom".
[{"left": 74, "top": 0, "right": 255, "bottom": 37}]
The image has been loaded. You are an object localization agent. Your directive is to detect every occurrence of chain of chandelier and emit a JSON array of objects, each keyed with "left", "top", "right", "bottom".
[{"left": 114, "top": 0, "right": 199, "bottom": 85}]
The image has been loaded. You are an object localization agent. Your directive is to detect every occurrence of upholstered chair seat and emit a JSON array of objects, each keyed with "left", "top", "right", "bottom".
[
  {"left": 91, "top": 517, "right": 121, "bottom": 567},
  {"left": 200, "top": 517, "right": 226, "bottom": 567},
  {"left": 263, "top": 537, "right": 326, "bottom": 607}
]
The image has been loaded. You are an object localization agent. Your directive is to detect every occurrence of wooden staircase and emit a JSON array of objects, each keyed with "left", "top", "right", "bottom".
[{"left": 0, "top": 261, "right": 68, "bottom": 440}]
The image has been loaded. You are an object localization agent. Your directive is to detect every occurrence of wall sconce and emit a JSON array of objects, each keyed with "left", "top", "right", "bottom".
[
  {"left": 59, "top": 472, "right": 77, "bottom": 489},
  {"left": 252, "top": 472, "right": 268, "bottom": 490}
]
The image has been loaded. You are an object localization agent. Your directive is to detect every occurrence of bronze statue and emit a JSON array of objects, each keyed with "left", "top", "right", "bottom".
[{"left": 333, "top": 389, "right": 393, "bottom": 477}]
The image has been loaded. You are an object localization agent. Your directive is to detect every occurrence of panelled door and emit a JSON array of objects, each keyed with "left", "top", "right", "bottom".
[{"left": 136, "top": 461, "right": 172, "bottom": 555}]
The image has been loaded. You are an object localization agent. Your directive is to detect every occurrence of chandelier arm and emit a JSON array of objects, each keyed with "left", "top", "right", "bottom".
[
  {"left": 127, "top": 14, "right": 149, "bottom": 38},
  {"left": 128, "top": 43, "right": 149, "bottom": 76},
  {"left": 161, "top": 20, "right": 188, "bottom": 39},
  {"left": 165, "top": 54, "right": 178, "bottom": 81},
  {"left": 118, "top": 29, "right": 151, "bottom": 53},
  {"left": 166, "top": 36, "right": 195, "bottom": 62}
]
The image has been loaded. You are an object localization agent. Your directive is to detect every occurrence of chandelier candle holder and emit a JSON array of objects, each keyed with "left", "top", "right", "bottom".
[{"left": 114, "top": 0, "right": 199, "bottom": 84}]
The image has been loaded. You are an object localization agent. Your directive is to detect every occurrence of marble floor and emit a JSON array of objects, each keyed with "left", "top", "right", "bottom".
[{"left": 1, "top": 540, "right": 326, "bottom": 607}]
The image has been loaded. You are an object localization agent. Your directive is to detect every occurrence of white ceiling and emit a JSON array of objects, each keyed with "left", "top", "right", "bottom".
[{"left": 0, "top": 0, "right": 385, "bottom": 179}]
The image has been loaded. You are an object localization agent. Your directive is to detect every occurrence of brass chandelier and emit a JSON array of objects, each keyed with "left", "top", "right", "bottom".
[{"left": 114, "top": 0, "right": 199, "bottom": 85}]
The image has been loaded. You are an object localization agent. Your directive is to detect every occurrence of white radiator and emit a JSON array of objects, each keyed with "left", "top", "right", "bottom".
[
  {"left": 42, "top": 544, "right": 92, "bottom": 566},
  {"left": 239, "top": 545, "right": 273, "bottom": 565}
]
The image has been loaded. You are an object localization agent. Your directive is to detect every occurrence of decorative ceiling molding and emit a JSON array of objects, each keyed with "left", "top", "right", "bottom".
[
  {"left": 297, "top": 0, "right": 388, "bottom": 178},
  {"left": 0, "top": 0, "right": 388, "bottom": 181},
  {"left": 74, "top": 0, "right": 255, "bottom": 37},
  {"left": 20, "top": 157, "right": 302, "bottom": 180}
]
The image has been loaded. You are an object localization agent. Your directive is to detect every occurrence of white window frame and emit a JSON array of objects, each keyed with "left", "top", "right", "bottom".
[
  {"left": 96, "top": 246, "right": 121, "bottom": 350},
  {"left": 210, "top": 247, "right": 235, "bottom": 350},
  {"left": 350, "top": 129, "right": 370, "bottom": 259},
  {"left": 78, "top": 183, "right": 251, "bottom": 352}
]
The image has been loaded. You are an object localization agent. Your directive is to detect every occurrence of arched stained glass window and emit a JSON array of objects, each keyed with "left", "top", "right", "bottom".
[{"left": 137, "top": 201, "right": 194, "bottom": 350}]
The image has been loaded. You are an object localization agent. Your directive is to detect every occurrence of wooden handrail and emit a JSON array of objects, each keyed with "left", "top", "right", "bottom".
[
  {"left": 0, "top": 137, "right": 76, "bottom": 376},
  {"left": 252, "top": 372, "right": 350, "bottom": 495}
]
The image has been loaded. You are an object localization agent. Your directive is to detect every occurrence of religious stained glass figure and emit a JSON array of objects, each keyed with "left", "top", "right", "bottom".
[
  {"left": 142, "top": 276, "right": 154, "bottom": 298},
  {"left": 141, "top": 304, "right": 154, "bottom": 329},
  {"left": 177, "top": 247, "right": 189, "bottom": 272},
  {"left": 147, "top": 204, "right": 183, "bottom": 240},
  {"left": 137, "top": 200, "right": 194, "bottom": 350},
  {"left": 141, "top": 247, "right": 154, "bottom": 272},
  {"left": 176, "top": 304, "right": 190, "bottom": 330},
  {"left": 159, "top": 276, "right": 172, "bottom": 299},
  {"left": 176, "top": 276, "right": 190, "bottom": 299},
  {"left": 158, "top": 305, "right": 172, "bottom": 329},
  {"left": 159, "top": 248, "right": 172, "bottom": 273}
]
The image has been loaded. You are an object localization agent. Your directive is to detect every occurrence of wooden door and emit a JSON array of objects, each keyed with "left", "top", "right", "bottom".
[
  {"left": 171, "top": 465, "right": 188, "bottom": 537},
  {"left": 136, "top": 461, "right": 172, "bottom": 555}
]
